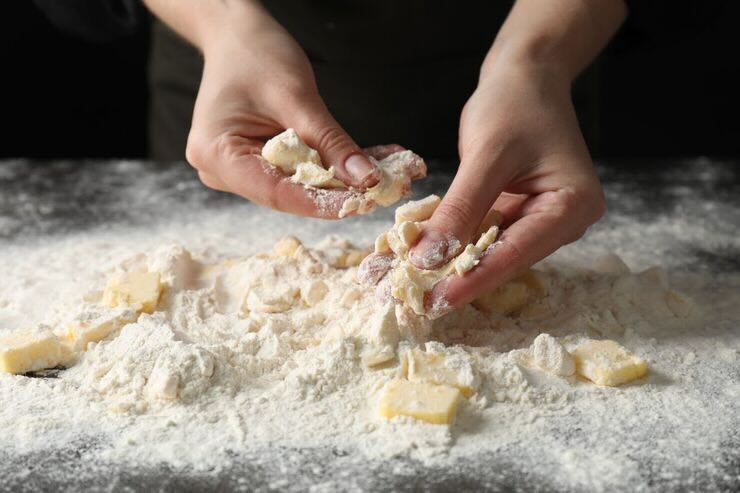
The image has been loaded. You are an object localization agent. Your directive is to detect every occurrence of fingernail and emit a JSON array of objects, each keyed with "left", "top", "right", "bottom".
[
  {"left": 409, "top": 230, "right": 449, "bottom": 270},
  {"left": 344, "top": 154, "right": 378, "bottom": 187}
]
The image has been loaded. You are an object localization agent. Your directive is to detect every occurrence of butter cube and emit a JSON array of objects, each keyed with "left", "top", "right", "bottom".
[
  {"left": 103, "top": 271, "right": 162, "bottom": 313},
  {"left": 0, "top": 327, "right": 64, "bottom": 374},
  {"left": 473, "top": 279, "right": 529, "bottom": 315},
  {"left": 64, "top": 308, "right": 139, "bottom": 351},
  {"left": 406, "top": 348, "right": 477, "bottom": 397},
  {"left": 379, "top": 379, "right": 461, "bottom": 425},
  {"left": 572, "top": 339, "right": 648, "bottom": 386}
]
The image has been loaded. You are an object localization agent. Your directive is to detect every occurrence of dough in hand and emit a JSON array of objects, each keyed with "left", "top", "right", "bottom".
[{"left": 261, "top": 129, "right": 427, "bottom": 217}]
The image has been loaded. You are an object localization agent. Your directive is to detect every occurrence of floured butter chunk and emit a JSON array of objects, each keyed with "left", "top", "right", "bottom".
[
  {"left": 244, "top": 286, "right": 299, "bottom": 313},
  {"left": 64, "top": 307, "right": 139, "bottom": 352},
  {"left": 361, "top": 302, "right": 401, "bottom": 367},
  {"left": 363, "top": 150, "right": 427, "bottom": 207},
  {"left": 300, "top": 280, "right": 328, "bottom": 307},
  {"left": 406, "top": 346, "right": 478, "bottom": 397},
  {"left": 362, "top": 194, "right": 503, "bottom": 317},
  {"left": 292, "top": 162, "right": 344, "bottom": 188},
  {"left": 0, "top": 326, "right": 66, "bottom": 374},
  {"left": 103, "top": 271, "right": 163, "bottom": 313},
  {"left": 273, "top": 236, "right": 303, "bottom": 257},
  {"left": 261, "top": 128, "right": 321, "bottom": 174},
  {"left": 395, "top": 194, "right": 441, "bottom": 224},
  {"left": 472, "top": 270, "right": 547, "bottom": 316},
  {"left": 572, "top": 339, "right": 648, "bottom": 386},
  {"left": 452, "top": 224, "right": 498, "bottom": 277},
  {"left": 378, "top": 379, "right": 461, "bottom": 425},
  {"left": 262, "top": 129, "right": 427, "bottom": 217},
  {"left": 530, "top": 333, "right": 575, "bottom": 377}
]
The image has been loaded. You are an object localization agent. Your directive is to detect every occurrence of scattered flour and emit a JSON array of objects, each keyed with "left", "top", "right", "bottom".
[{"left": 0, "top": 159, "right": 739, "bottom": 491}]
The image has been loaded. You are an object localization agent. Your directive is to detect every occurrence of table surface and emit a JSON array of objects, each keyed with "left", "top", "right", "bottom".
[{"left": 1, "top": 158, "right": 739, "bottom": 492}]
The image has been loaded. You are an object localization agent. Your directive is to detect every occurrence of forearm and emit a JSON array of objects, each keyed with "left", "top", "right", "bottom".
[
  {"left": 142, "top": 0, "right": 271, "bottom": 52},
  {"left": 483, "top": 0, "right": 627, "bottom": 83}
]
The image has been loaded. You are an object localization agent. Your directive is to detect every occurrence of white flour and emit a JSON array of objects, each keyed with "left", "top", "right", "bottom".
[{"left": 1, "top": 167, "right": 739, "bottom": 491}]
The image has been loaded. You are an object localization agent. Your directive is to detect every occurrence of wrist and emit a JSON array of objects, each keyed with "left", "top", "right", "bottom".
[
  {"left": 198, "top": 1, "right": 272, "bottom": 56},
  {"left": 481, "top": 37, "right": 575, "bottom": 89},
  {"left": 481, "top": 0, "right": 627, "bottom": 85}
]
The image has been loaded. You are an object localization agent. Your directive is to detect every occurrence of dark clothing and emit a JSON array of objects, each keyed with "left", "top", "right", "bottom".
[{"left": 34, "top": 0, "right": 516, "bottom": 161}]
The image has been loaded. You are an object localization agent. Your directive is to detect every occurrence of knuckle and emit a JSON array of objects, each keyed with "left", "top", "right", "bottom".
[
  {"left": 185, "top": 131, "right": 207, "bottom": 170},
  {"left": 312, "top": 124, "right": 353, "bottom": 158}
]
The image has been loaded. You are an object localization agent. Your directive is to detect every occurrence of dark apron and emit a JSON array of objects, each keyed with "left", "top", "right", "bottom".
[{"left": 148, "top": 1, "right": 598, "bottom": 167}]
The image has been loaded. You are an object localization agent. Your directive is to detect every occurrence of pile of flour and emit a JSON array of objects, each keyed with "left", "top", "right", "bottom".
[{"left": 1, "top": 170, "right": 739, "bottom": 490}]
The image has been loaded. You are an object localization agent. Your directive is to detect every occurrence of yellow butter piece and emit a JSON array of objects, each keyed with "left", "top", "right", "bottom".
[
  {"left": 572, "top": 339, "right": 648, "bottom": 386},
  {"left": 261, "top": 128, "right": 321, "bottom": 174},
  {"left": 379, "top": 379, "right": 461, "bottom": 425},
  {"left": 103, "top": 271, "right": 162, "bottom": 313},
  {"left": 472, "top": 270, "right": 546, "bottom": 315},
  {"left": 339, "top": 249, "right": 370, "bottom": 268},
  {"left": 406, "top": 348, "right": 477, "bottom": 397},
  {"left": 473, "top": 279, "right": 530, "bottom": 315},
  {"left": 0, "top": 327, "right": 64, "bottom": 374},
  {"left": 273, "top": 236, "right": 302, "bottom": 257},
  {"left": 64, "top": 308, "right": 139, "bottom": 351},
  {"left": 394, "top": 195, "right": 441, "bottom": 225}
]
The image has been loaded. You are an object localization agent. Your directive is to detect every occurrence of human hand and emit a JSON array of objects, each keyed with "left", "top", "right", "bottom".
[
  {"left": 181, "top": 2, "right": 379, "bottom": 218},
  {"left": 410, "top": 61, "right": 606, "bottom": 316}
]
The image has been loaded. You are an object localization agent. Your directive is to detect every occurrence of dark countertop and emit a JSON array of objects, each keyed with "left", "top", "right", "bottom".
[{"left": 0, "top": 158, "right": 739, "bottom": 492}]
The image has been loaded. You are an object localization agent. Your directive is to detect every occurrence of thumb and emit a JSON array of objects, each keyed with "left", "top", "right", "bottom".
[
  {"left": 290, "top": 100, "right": 379, "bottom": 189},
  {"left": 409, "top": 151, "right": 511, "bottom": 270}
]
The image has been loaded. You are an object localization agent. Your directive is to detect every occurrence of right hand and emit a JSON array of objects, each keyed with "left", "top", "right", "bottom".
[{"left": 184, "top": 2, "right": 379, "bottom": 218}]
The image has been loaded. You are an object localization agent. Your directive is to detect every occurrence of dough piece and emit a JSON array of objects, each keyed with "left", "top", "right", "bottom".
[
  {"left": 572, "top": 339, "right": 648, "bottom": 386},
  {"left": 0, "top": 326, "right": 66, "bottom": 374},
  {"left": 378, "top": 379, "right": 461, "bottom": 425},
  {"left": 103, "top": 271, "right": 163, "bottom": 314},
  {"left": 360, "top": 194, "right": 502, "bottom": 316},
  {"left": 530, "top": 334, "right": 575, "bottom": 377},
  {"left": 406, "top": 346, "right": 478, "bottom": 397},
  {"left": 262, "top": 129, "right": 427, "bottom": 217},
  {"left": 261, "top": 128, "right": 320, "bottom": 174}
]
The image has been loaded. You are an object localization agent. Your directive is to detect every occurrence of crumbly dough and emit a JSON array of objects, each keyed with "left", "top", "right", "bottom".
[
  {"left": 359, "top": 195, "right": 501, "bottom": 316},
  {"left": 261, "top": 129, "right": 426, "bottom": 217}
]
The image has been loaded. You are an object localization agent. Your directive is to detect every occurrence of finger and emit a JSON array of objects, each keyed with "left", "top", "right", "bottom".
[
  {"left": 409, "top": 149, "right": 514, "bottom": 270},
  {"left": 427, "top": 187, "right": 605, "bottom": 316},
  {"left": 288, "top": 100, "right": 380, "bottom": 189},
  {"left": 491, "top": 192, "right": 531, "bottom": 227},
  {"left": 206, "top": 133, "right": 356, "bottom": 219}
]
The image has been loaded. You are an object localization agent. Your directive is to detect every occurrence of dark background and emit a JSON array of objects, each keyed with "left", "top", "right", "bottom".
[{"left": 1, "top": 1, "right": 738, "bottom": 160}]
